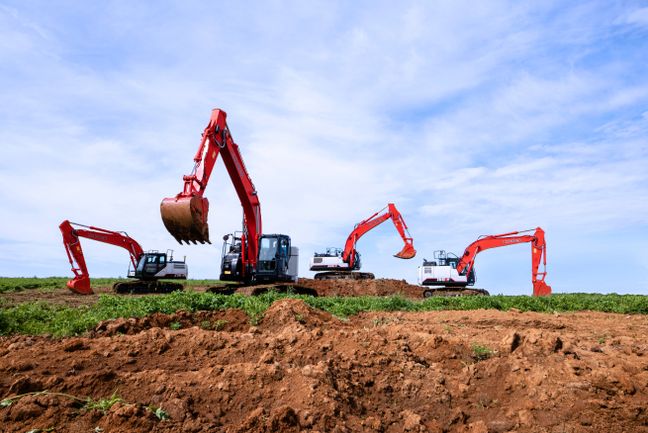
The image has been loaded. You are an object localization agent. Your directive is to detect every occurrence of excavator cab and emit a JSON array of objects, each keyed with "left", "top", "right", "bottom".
[
  {"left": 160, "top": 195, "right": 211, "bottom": 244},
  {"left": 256, "top": 234, "right": 297, "bottom": 283}
]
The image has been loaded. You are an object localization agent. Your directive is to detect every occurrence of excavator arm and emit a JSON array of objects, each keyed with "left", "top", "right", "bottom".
[
  {"left": 59, "top": 220, "right": 144, "bottom": 295},
  {"left": 342, "top": 203, "right": 416, "bottom": 269},
  {"left": 456, "top": 227, "right": 552, "bottom": 296},
  {"left": 160, "top": 109, "right": 262, "bottom": 278}
]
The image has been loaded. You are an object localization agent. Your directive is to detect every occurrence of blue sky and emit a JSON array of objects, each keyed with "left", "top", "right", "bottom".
[{"left": 0, "top": 1, "right": 647, "bottom": 294}]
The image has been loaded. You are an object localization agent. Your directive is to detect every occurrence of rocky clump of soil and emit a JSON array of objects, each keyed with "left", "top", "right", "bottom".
[{"left": 1, "top": 300, "right": 648, "bottom": 432}]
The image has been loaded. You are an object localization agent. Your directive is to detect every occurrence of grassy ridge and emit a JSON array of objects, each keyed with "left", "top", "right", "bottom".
[
  {"left": 0, "top": 277, "right": 223, "bottom": 293},
  {"left": 1, "top": 291, "right": 647, "bottom": 337}
]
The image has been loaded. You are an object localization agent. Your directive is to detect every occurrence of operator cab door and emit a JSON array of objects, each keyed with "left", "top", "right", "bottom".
[
  {"left": 278, "top": 237, "right": 290, "bottom": 271},
  {"left": 258, "top": 237, "right": 278, "bottom": 271}
]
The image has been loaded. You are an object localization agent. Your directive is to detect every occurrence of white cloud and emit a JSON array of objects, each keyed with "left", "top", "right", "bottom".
[
  {"left": 625, "top": 7, "right": 648, "bottom": 27},
  {"left": 0, "top": 1, "right": 647, "bottom": 294}
]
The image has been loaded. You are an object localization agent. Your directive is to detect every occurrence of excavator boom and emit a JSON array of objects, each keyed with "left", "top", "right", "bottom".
[
  {"left": 311, "top": 203, "right": 416, "bottom": 278},
  {"left": 342, "top": 203, "right": 416, "bottom": 268},
  {"left": 160, "top": 109, "right": 262, "bottom": 279},
  {"left": 59, "top": 220, "right": 144, "bottom": 295},
  {"left": 456, "top": 227, "right": 552, "bottom": 296}
]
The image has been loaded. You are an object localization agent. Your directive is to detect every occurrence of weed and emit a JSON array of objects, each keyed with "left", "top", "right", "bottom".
[
  {"left": 371, "top": 317, "right": 395, "bottom": 327},
  {"left": 0, "top": 390, "right": 170, "bottom": 422},
  {"left": 294, "top": 313, "right": 305, "bottom": 323},
  {"left": 169, "top": 322, "right": 182, "bottom": 330},
  {"left": 199, "top": 319, "right": 228, "bottom": 330},
  {"left": 147, "top": 405, "right": 170, "bottom": 420},
  {"left": 200, "top": 320, "right": 211, "bottom": 330},
  {"left": 471, "top": 343, "right": 494, "bottom": 361},
  {"left": 213, "top": 319, "right": 228, "bottom": 331},
  {"left": 85, "top": 393, "right": 123, "bottom": 413}
]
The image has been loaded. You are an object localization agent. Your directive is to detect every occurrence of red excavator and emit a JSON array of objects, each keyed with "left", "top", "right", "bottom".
[
  {"left": 160, "top": 109, "right": 298, "bottom": 284},
  {"left": 417, "top": 227, "right": 552, "bottom": 296},
  {"left": 59, "top": 220, "right": 187, "bottom": 295},
  {"left": 309, "top": 203, "right": 416, "bottom": 280}
]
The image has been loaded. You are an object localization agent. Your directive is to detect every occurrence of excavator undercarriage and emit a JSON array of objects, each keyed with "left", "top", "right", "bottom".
[{"left": 112, "top": 280, "right": 184, "bottom": 294}]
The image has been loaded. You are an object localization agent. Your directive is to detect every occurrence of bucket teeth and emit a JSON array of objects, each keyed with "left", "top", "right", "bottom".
[
  {"left": 533, "top": 281, "right": 552, "bottom": 296},
  {"left": 67, "top": 276, "right": 93, "bottom": 295},
  {"left": 394, "top": 244, "right": 416, "bottom": 260},
  {"left": 160, "top": 196, "right": 211, "bottom": 244}
]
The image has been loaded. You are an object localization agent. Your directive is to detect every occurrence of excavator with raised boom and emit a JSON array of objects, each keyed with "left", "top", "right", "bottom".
[
  {"left": 309, "top": 203, "right": 416, "bottom": 280},
  {"left": 417, "top": 227, "right": 552, "bottom": 297},
  {"left": 59, "top": 220, "right": 187, "bottom": 295},
  {"left": 160, "top": 108, "right": 298, "bottom": 285}
]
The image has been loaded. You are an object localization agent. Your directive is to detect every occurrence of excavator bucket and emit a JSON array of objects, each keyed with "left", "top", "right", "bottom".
[
  {"left": 394, "top": 243, "right": 416, "bottom": 260},
  {"left": 533, "top": 280, "right": 552, "bottom": 297},
  {"left": 67, "top": 276, "right": 93, "bottom": 295},
  {"left": 160, "top": 195, "right": 211, "bottom": 244}
]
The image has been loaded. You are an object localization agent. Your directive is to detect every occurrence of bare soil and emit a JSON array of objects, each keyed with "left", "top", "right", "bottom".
[
  {"left": 296, "top": 278, "right": 425, "bottom": 298},
  {"left": 0, "top": 278, "right": 426, "bottom": 308},
  {"left": 2, "top": 299, "right": 648, "bottom": 432}
]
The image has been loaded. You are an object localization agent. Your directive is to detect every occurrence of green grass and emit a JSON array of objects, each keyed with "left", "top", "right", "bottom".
[
  {"left": 471, "top": 343, "right": 495, "bottom": 361},
  {"left": 1, "top": 291, "right": 648, "bottom": 337},
  {"left": 0, "top": 277, "right": 224, "bottom": 293}
]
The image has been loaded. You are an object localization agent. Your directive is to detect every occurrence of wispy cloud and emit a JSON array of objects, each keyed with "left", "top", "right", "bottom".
[{"left": 0, "top": 1, "right": 646, "bottom": 293}]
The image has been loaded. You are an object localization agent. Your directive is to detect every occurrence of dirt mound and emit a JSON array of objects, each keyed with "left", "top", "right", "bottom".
[
  {"left": 92, "top": 309, "right": 250, "bottom": 336},
  {"left": 260, "top": 298, "right": 337, "bottom": 331},
  {"left": 298, "top": 277, "right": 424, "bottom": 298},
  {"left": 2, "top": 308, "right": 648, "bottom": 432}
]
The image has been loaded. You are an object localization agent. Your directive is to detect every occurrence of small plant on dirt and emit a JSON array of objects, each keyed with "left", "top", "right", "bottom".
[
  {"left": 213, "top": 319, "right": 228, "bottom": 330},
  {"left": 294, "top": 313, "right": 305, "bottom": 324},
  {"left": 200, "top": 319, "right": 227, "bottom": 330},
  {"left": 169, "top": 321, "right": 182, "bottom": 330},
  {"left": 371, "top": 317, "right": 396, "bottom": 327},
  {"left": 471, "top": 343, "right": 494, "bottom": 361},
  {"left": 147, "top": 405, "right": 170, "bottom": 420},
  {"left": 85, "top": 393, "right": 123, "bottom": 413}
]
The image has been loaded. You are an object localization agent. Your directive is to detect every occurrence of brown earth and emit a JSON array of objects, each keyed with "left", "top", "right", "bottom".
[
  {"left": 0, "top": 278, "right": 426, "bottom": 308},
  {"left": 2, "top": 299, "right": 648, "bottom": 432},
  {"left": 296, "top": 278, "right": 425, "bottom": 298}
]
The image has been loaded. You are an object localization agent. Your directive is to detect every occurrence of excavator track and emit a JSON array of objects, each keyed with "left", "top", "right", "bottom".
[
  {"left": 422, "top": 287, "right": 490, "bottom": 297},
  {"left": 314, "top": 271, "right": 375, "bottom": 281},
  {"left": 112, "top": 280, "right": 184, "bottom": 294}
]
